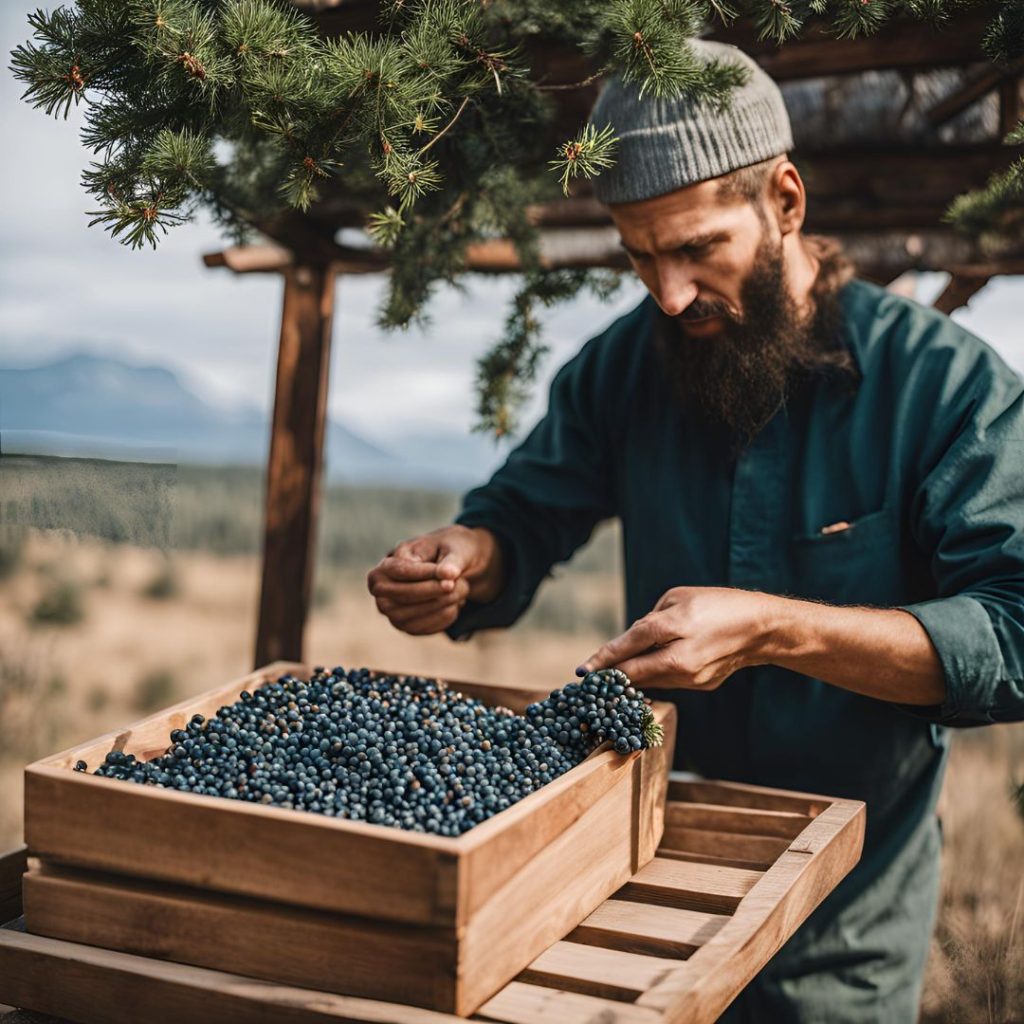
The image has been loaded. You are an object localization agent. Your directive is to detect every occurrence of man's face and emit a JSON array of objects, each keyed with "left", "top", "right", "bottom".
[
  {"left": 608, "top": 178, "right": 851, "bottom": 447},
  {"left": 608, "top": 179, "right": 773, "bottom": 337}
]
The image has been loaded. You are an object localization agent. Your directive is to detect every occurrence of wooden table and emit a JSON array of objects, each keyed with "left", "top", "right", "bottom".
[{"left": 0, "top": 777, "right": 864, "bottom": 1024}]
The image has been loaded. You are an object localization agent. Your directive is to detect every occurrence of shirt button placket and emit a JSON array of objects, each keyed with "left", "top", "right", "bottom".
[{"left": 727, "top": 410, "right": 790, "bottom": 591}]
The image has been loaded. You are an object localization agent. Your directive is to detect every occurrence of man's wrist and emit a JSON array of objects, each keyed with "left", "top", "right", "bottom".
[
  {"left": 748, "top": 593, "right": 817, "bottom": 668},
  {"left": 463, "top": 526, "right": 505, "bottom": 604}
]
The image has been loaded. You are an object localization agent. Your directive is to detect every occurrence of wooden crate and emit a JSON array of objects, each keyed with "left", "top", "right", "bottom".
[
  {"left": 0, "top": 778, "right": 865, "bottom": 1024},
  {"left": 22, "top": 662, "right": 677, "bottom": 1016}
]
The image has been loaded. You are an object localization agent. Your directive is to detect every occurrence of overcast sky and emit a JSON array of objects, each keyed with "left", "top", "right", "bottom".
[{"left": 2, "top": 1, "right": 1022, "bottom": 447}]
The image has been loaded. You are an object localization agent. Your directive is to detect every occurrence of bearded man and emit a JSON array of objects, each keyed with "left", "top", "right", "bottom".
[{"left": 367, "top": 40, "right": 1024, "bottom": 1022}]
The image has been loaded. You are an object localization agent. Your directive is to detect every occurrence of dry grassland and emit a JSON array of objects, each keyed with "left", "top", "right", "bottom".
[{"left": 0, "top": 528, "right": 1020, "bottom": 1021}]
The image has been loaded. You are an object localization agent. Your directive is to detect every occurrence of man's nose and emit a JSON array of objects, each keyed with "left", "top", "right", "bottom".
[{"left": 654, "top": 266, "right": 699, "bottom": 318}]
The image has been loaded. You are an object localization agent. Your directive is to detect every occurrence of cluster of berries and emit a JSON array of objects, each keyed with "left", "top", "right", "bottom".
[
  {"left": 525, "top": 668, "right": 664, "bottom": 756},
  {"left": 85, "top": 666, "right": 662, "bottom": 836}
]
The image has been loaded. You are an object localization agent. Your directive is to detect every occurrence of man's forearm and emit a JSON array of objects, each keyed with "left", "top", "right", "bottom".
[{"left": 761, "top": 597, "right": 947, "bottom": 706}]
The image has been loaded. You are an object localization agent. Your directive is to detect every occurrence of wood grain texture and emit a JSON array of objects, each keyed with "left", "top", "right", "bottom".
[
  {"left": 519, "top": 942, "right": 680, "bottom": 1001},
  {"left": 255, "top": 262, "right": 336, "bottom": 666},
  {"left": 20, "top": 758, "right": 664, "bottom": 1016},
  {"left": 569, "top": 900, "right": 728, "bottom": 958},
  {"left": 659, "top": 828, "right": 790, "bottom": 868},
  {"left": 619, "top": 858, "right": 763, "bottom": 914},
  {"left": 0, "top": 849, "right": 26, "bottom": 926},
  {"left": 25, "top": 663, "right": 673, "bottom": 932},
  {"left": 0, "top": 928, "right": 462, "bottom": 1024},
  {"left": 5, "top": 779, "right": 866, "bottom": 1024},
  {"left": 664, "top": 802, "right": 812, "bottom": 839},
  {"left": 458, "top": 775, "right": 639, "bottom": 1012},
  {"left": 667, "top": 780, "right": 831, "bottom": 817},
  {"left": 637, "top": 796, "right": 866, "bottom": 1024},
  {"left": 477, "top": 982, "right": 662, "bottom": 1023},
  {"left": 23, "top": 864, "right": 458, "bottom": 1010}
]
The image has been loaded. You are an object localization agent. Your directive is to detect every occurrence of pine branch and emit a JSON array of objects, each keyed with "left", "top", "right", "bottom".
[
  {"left": 474, "top": 268, "right": 624, "bottom": 437},
  {"left": 641, "top": 706, "right": 665, "bottom": 748},
  {"left": 550, "top": 122, "right": 618, "bottom": 195},
  {"left": 10, "top": 0, "right": 1024, "bottom": 436}
]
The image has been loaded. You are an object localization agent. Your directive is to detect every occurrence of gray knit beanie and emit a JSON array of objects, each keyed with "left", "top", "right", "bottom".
[{"left": 588, "top": 40, "right": 793, "bottom": 204}]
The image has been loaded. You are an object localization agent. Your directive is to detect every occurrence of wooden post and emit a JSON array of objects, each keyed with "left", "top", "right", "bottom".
[
  {"left": 999, "top": 74, "right": 1022, "bottom": 138},
  {"left": 255, "top": 263, "right": 336, "bottom": 667},
  {"left": 932, "top": 273, "right": 991, "bottom": 315}
]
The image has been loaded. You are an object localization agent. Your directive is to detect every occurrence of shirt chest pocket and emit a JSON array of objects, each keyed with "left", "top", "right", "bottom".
[{"left": 789, "top": 505, "right": 906, "bottom": 605}]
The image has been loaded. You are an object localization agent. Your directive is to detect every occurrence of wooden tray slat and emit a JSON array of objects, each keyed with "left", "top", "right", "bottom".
[
  {"left": 569, "top": 900, "right": 728, "bottom": 958},
  {"left": 660, "top": 827, "right": 792, "bottom": 865},
  {"left": 477, "top": 982, "right": 663, "bottom": 1024},
  {"left": 618, "top": 858, "right": 763, "bottom": 914},
  {"left": 654, "top": 848, "right": 778, "bottom": 872},
  {"left": 667, "top": 780, "right": 830, "bottom": 816},
  {"left": 664, "top": 802, "right": 812, "bottom": 839},
  {"left": 518, "top": 941, "right": 680, "bottom": 1001}
]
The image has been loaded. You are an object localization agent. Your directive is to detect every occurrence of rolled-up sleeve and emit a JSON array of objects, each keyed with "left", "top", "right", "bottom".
[
  {"left": 899, "top": 352, "right": 1024, "bottom": 725},
  {"left": 446, "top": 335, "right": 619, "bottom": 639}
]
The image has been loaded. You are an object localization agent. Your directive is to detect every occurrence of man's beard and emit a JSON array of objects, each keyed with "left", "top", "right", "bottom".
[{"left": 651, "top": 233, "right": 855, "bottom": 451}]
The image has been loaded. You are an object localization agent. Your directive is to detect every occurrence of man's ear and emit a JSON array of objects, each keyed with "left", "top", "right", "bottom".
[{"left": 768, "top": 158, "right": 806, "bottom": 237}]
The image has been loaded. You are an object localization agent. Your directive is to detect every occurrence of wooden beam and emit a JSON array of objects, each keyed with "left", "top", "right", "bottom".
[
  {"left": 796, "top": 143, "right": 1021, "bottom": 197},
  {"left": 255, "top": 264, "right": 336, "bottom": 667},
  {"left": 203, "top": 244, "right": 293, "bottom": 274},
  {"left": 709, "top": 8, "right": 998, "bottom": 80},
  {"left": 932, "top": 274, "right": 992, "bottom": 314},
  {"left": 1000, "top": 75, "right": 1023, "bottom": 138},
  {"left": 928, "top": 59, "right": 1024, "bottom": 128}
]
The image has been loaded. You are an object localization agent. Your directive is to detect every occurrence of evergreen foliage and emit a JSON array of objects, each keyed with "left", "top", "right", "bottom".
[{"left": 9, "top": 0, "right": 1024, "bottom": 434}]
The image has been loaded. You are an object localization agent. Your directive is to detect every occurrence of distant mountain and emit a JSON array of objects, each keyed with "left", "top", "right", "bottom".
[{"left": 0, "top": 352, "right": 504, "bottom": 489}]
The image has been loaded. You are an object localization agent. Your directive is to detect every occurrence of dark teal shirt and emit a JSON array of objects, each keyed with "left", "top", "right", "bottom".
[{"left": 449, "top": 277, "right": 1024, "bottom": 917}]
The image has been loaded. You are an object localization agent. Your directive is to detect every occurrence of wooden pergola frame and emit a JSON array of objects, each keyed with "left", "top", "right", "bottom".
[{"left": 203, "top": 4, "right": 1024, "bottom": 667}]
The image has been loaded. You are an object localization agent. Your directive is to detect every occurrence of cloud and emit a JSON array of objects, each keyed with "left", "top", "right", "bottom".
[{"left": 2, "top": 1, "right": 1022, "bottom": 447}]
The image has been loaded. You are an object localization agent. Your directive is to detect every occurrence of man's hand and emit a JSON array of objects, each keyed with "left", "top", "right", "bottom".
[
  {"left": 578, "top": 585, "right": 947, "bottom": 706},
  {"left": 578, "top": 586, "right": 777, "bottom": 689},
  {"left": 366, "top": 525, "right": 504, "bottom": 636}
]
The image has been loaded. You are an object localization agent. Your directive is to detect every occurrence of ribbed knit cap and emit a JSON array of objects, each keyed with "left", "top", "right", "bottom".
[{"left": 588, "top": 40, "right": 793, "bottom": 204}]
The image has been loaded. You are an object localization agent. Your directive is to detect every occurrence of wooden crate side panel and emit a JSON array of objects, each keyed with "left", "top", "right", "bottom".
[
  {"left": 22, "top": 866, "right": 459, "bottom": 1012},
  {"left": 0, "top": 846, "right": 26, "bottom": 924},
  {"left": 634, "top": 704, "right": 675, "bottom": 870},
  {"left": 457, "top": 750, "right": 632, "bottom": 926},
  {"left": 0, "top": 928, "right": 463, "bottom": 1024},
  {"left": 638, "top": 798, "right": 866, "bottom": 1024},
  {"left": 36, "top": 662, "right": 305, "bottom": 769},
  {"left": 25, "top": 663, "right": 637, "bottom": 928},
  {"left": 458, "top": 779, "right": 640, "bottom": 1016},
  {"left": 24, "top": 764, "right": 457, "bottom": 926}
]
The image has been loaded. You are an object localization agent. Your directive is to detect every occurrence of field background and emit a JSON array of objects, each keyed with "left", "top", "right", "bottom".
[{"left": 0, "top": 455, "right": 1021, "bottom": 1021}]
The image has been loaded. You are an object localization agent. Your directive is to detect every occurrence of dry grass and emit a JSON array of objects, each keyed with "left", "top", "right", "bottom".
[
  {"left": 921, "top": 729, "right": 1024, "bottom": 1023},
  {"left": 0, "top": 530, "right": 1021, "bottom": 1020},
  {"left": 0, "top": 531, "right": 622, "bottom": 848}
]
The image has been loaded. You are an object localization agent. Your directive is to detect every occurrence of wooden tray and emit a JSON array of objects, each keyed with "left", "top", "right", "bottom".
[
  {"left": 22, "top": 662, "right": 677, "bottom": 1015},
  {"left": 0, "top": 778, "right": 865, "bottom": 1024}
]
